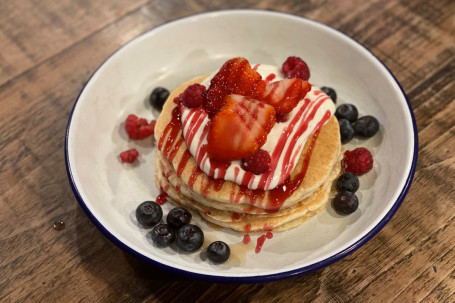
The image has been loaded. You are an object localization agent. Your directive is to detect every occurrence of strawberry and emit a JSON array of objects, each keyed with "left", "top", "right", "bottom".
[
  {"left": 261, "top": 78, "right": 312, "bottom": 115},
  {"left": 204, "top": 57, "right": 266, "bottom": 117},
  {"left": 207, "top": 95, "right": 276, "bottom": 161}
]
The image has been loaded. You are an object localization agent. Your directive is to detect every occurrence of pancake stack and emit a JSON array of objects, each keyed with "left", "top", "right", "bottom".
[{"left": 154, "top": 73, "right": 341, "bottom": 233}]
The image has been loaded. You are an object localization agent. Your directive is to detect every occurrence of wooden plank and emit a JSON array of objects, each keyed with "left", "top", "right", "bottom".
[{"left": 0, "top": 0, "right": 149, "bottom": 85}]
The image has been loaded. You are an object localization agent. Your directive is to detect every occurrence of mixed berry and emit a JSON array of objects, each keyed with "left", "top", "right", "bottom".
[
  {"left": 150, "top": 87, "right": 170, "bottom": 111},
  {"left": 281, "top": 56, "right": 310, "bottom": 80},
  {"left": 321, "top": 86, "right": 337, "bottom": 103},
  {"left": 125, "top": 114, "right": 156, "bottom": 140},
  {"left": 134, "top": 200, "right": 230, "bottom": 262},
  {"left": 119, "top": 148, "right": 139, "bottom": 163},
  {"left": 136, "top": 201, "right": 163, "bottom": 227},
  {"left": 151, "top": 223, "right": 175, "bottom": 248},
  {"left": 324, "top": 85, "right": 380, "bottom": 216},
  {"left": 176, "top": 224, "right": 204, "bottom": 252},
  {"left": 343, "top": 147, "right": 374, "bottom": 176},
  {"left": 167, "top": 207, "right": 192, "bottom": 229},
  {"left": 176, "top": 56, "right": 313, "bottom": 175},
  {"left": 207, "top": 241, "right": 231, "bottom": 263},
  {"left": 332, "top": 191, "right": 359, "bottom": 215}
]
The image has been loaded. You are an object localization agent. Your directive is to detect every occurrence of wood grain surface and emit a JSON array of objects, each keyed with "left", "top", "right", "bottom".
[{"left": 0, "top": 0, "right": 454, "bottom": 302}]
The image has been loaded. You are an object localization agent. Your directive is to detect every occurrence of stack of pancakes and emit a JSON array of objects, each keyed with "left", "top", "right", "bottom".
[{"left": 154, "top": 76, "right": 342, "bottom": 233}]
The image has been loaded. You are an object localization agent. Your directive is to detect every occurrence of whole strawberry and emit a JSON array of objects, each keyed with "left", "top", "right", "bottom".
[{"left": 343, "top": 147, "right": 373, "bottom": 176}]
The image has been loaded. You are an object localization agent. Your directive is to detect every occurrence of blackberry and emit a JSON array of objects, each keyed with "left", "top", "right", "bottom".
[
  {"left": 151, "top": 224, "right": 175, "bottom": 247},
  {"left": 150, "top": 87, "right": 170, "bottom": 111},
  {"left": 136, "top": 201, "right": 163, "bottom": 227},
  {"left": 207, "top": 241, "right": 230, "bottom": 263},
  {"left": 321, "top": 86, "right": 337, "bottom": 103},
  {"left": 353, "top": 115, "right": 379, "bottom": 138},
  {"left": 332, "top": 191, "right": 359, "bottom": 215},
  {"left": 336, "top": 172, "right": 360, "bottom": 193},
  {"left": 335, "top": 104, "right": 358, "bottom": 122},
  {"left": 176, "top": 224, "right": 204, "bottom": 252},
  {"left": 338, "top": 118, "right": 354, "bottom": 144}
]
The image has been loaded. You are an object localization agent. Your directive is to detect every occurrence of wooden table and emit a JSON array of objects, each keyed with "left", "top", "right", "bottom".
[{"left": 1, "top": 0, "right": 454, "bottom": 302}]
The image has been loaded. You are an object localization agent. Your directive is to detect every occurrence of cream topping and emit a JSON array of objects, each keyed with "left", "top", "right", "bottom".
[{"left": 180, "top": 64, "right": 335, "bottom": 190}]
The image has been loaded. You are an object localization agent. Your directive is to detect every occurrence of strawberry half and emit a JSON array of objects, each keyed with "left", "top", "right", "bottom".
[
  {"left": 204, "top": 57, "right": 266, "bottom": 118},
  {"left": 207, "top": 95, "right": 276, "bottom": 161},
  {"left": 261, "top": 79, "right": 312, "bottom": 115}
]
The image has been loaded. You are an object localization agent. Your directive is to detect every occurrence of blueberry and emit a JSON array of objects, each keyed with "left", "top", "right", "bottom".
[
  {"left": 353, "top": 115, "right": 379, "bottom": 138},
  {"left": 149, "top": 87, "right": 170, "bottom": 111},
  {"left": 136, "top": 201, "right": 163, "bottom": 227},
  {"left": 207, "top": 241, "right": 230, "bottom": 263},
  {"left": 338, "top": 118, "right": 354, "bottom": 144},
  {"left": 335, "top": 104, "right": 358, "bottom": 122},
  {"left": 176, "top": 224, "right": 204, "bottom": 252},
  {"left": 151, "top": 224, "right": 175, "bottom": 247},
  {"left": 167, "top": 207, "right": 192, "bottom": 229},
  {"left": 321, "top": 86, "right": 337, "bottom": 103},
  {"left": 336, "top": 172, "right": 360, "bottom": 193},
  {"left": 332, "top": 191, "right": 359, "bottom": 215}
]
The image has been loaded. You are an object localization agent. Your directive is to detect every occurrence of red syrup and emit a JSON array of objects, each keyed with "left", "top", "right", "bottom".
[
  {"left": 243, "top": 234, "right": 251, "bottom": 244},
  {"left": 265, "top": 73, "right": 276, "bottom": 83},
  {"left": 252, "top": 64, "right": 260, "bottom": 71},
  {"left": 255, "top": 234, "right": 267, "bottom": 253},
  {"left": 158, "top": 106, "right": 181, "bottom": 155},
  {"left": 232, "top": 212, "right": 240, "bottom": 222},
  {"left": 266, "top": 232, "right": 273, "bottom": 239},
  {"left": 244, "top": 223, "right": 251, "bottom": 233},
  {"left": 177, "top": 150, "right": 191, "bottom": 177},
  {"left": 156, "top": 193, "right": 168, "bottom": 205},
  {"left": 227, "top": 109, "right": 330, "bottom": 213},
  {"left": 263, "top": 223, "right": 273, "bottom": 231}
]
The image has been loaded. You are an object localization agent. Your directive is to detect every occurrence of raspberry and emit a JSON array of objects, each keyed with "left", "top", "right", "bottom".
[
  {"left": 119, "top": 148, "right": 139, "bottom": 163},
  {"left": 276, "top": 113, "right": 289, "bottom": 123},
  {"left": 282, "top": 56, "right": 310, "bottom": 80},
  {"left": 179, "top": 84, "right": 206, "bottom": 108},
  {"left": 343, "top": 147, "right": 373, "bottom": 176},
  {"left": 125, "top": 114, "right": 156, "bottom": 140},
  {"left": 241, "top": 149, "right": 271, "bottom": 175}
]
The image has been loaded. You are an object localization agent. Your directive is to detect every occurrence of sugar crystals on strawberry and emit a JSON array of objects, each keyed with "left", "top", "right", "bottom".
[
  {"left": 206, "top": 95, "right": 276, "bottom": 161},
  {"left": 203, "top": 57, "right": 266, "bottom": 117}
]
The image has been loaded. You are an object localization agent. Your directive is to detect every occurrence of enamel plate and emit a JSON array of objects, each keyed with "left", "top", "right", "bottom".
[{"left": 65, "top": 10, "right": 417, "bottom": 282}]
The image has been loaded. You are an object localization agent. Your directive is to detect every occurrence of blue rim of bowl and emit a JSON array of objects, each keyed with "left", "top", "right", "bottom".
[{"left": 65, "top": 9, "right": 418, "bottom": 283}]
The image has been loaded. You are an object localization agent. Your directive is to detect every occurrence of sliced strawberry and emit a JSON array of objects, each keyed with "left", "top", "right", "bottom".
[
  {"left": 207, "top": 95, "right": 276, "bottom": 161},
  {"left": 204, "top": 57, "right": 266, "bottom": 117},
  {"left": 261, "top": 79, "right": 312, "bottom": 115}
]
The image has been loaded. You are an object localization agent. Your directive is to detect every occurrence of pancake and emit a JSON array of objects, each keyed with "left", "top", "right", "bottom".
[
  {"left": 154, "top": 72, "right": 341, "bottom": 232},
  {"left": 154, "top": 76, "right": 341, "bottom": 212},
  {"left": 155, "top": 150, "right": 342, "bottom": 232}
]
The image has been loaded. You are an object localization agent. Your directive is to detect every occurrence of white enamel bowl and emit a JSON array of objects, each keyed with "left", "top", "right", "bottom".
[{"left": 65, "top": 10, "right": 418, "bottom": 282}]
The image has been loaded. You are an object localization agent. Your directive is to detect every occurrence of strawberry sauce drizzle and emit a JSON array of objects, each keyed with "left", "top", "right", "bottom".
[
  {"left": 243, "top": 234, "right": 251, "bottom": 244},
  {"left": 177, "top": 150, "right": 192, "bottom": 177},
  {"left": 265, "top": 73, "right": 276, "bottom": 83},
  {"left": 255, "top": 234, "right": 267, "bottom": 253},
  {"left": 156, "top": 193, "right": 168, "bottom": 205}
]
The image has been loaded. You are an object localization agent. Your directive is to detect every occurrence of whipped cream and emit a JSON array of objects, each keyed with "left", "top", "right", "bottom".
[{"left": 180, "top": 64, "right": 335, "bottom": 190}]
